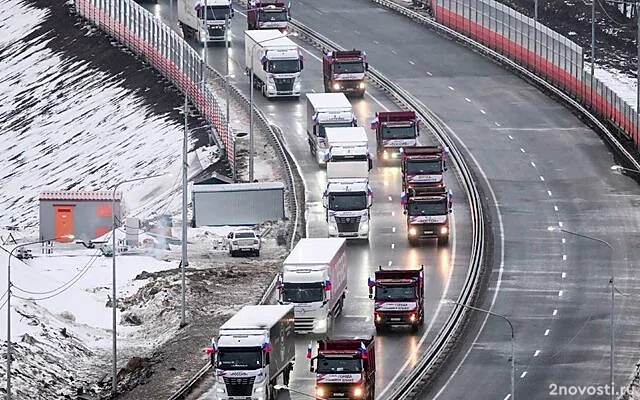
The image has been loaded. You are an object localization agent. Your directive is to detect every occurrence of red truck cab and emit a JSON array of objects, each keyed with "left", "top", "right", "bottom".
[
  {"left": 371, "top": 111, "right": 419, "bottom": 163},
  {"left": 368, "top": 266, "right": 425, "bottom": 333},
  {"left": 322, "top": 50, "right": 368, "bottom": 97},
  {"left": 401, "top": 146, "right": 448, "bottom": 192},
  {"left": 401, "top": 186, "right": 453, "bottom": 246},
  {"left": 309, "top": 337, "right": 376, "bottom": 400},
  {"left": 246, "top": 0, "right": 290, "bottom": 31}
]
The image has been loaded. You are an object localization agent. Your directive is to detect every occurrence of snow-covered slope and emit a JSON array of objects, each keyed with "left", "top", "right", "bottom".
[{"left": 0, "top": 0, "right": 187, "bottom": 230}]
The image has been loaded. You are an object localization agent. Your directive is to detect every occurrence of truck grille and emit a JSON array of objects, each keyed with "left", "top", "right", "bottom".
[
  {"left": 207, "top": 25, "right": 225, "bottom": 39},
  {"left": 295, "top": 317, "right": 315, "bottom": 333},
  {"left": 413, "top": 223, "right": 438, "bottom": 236},
  {"left": 223, "top": 376, "right": 255, "bottom": 397},
  {"left": 336, "top": 80, "right": 362, "bottom": 90},
  {"left": 319, "top": 383, "right": 356, "bottom": 398},
  {"left": 335, "top": 216, "right": 361, "bottom": 233},
  {"left": 274, "top": 77, "right": 294, "bottom": 92}
]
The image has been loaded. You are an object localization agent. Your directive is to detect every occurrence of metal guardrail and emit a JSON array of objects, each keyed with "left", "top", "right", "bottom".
[
  {"left": 371, "top": 0, "right": 640, "bottom": 173},
  {"left": 287, "top": 19, "right": 486, "bottom": 400}
]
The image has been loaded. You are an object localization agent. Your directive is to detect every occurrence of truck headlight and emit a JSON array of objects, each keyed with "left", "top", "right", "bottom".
[
  {"left": 359, "top": 220, "right": 369, "bottom": 233},
  {"left": 314, "top": 318, "right": 327, "bottom": 333},
  {"left": 268, "top": 84, "right": 276, "bottom": 91},
  {"left": 328, "top": 223, "right": 337, "bottom": 234},
  {"left": 354, "top": 387, "right": 364, "bottom": 397},
  {"left": 440, "top": 226, "right": 448, "bottom": 235},
  {"left": 409, "top": 313, "right": 416, "bottom": 322},
  {"left": 254, "top": 387, "right": 264, "bottom": 393},
  {"left": 359, "top": 82, "right": 365, "bottom": 89},
  {"left": 200, "top": 30, "right": 207, "bottom": 42},
  {"left": 294, "top": 78, "right": 301, "bottom": 91},
  {"left": 332, "top": 82, "right": 340, "bottom": 90},
  {"left": 382, "top": 150, "right": 389, "bottom": 160},
  {"left": 409, "top": 227, "right": 417, "bottom": 236},
  {"left": 216, "top": 384, "right": 226, "bottom": 393}
]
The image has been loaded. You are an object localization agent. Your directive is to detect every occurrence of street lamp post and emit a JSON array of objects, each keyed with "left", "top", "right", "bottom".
[
  {"left": 444, "top": 300, "right": 515, "bottom": 400},
  {"left": 249, "top": 32, "right": 297, "bottom": 182},
  {"left": 547, "top": 226, "right": 614, "bottom": 400},
  {"left": 111, "top": 174, "right": 166, "bottom": 396},
  {"left": 6, "top": 236, "right": 75, "bottom": 400}
]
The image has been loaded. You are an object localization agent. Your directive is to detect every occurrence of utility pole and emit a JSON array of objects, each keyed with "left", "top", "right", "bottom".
[
  {"left": 181, "top": 93, "right": 188, "bottom": 328},
  {"left": 225, "top": 14, "right": 234, "bottom": 181}
]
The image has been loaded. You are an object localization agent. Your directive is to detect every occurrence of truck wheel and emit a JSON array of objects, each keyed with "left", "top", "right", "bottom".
[
  {"left": 411, "top": 323, "right": 420, "bottom": 333},
  {"left": 255, "top": 250, "right": 260, "bottom": 257},
  {"left": 375, "top": 324, "right": 385, "bottom": 334},
  {"left": 438, "top": 236, "right": 449, "bottom": 247},
  {"left": 408, "top": 237, "right": 418, "bottom": 247},
  {"left": 268, "top": 384, "right": 276, "bottom": 400},
  {"left": 283, "top": 364, "right": 291, "bottom": 386}
]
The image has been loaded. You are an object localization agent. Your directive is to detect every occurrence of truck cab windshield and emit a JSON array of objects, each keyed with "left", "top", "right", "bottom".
[
  {"left": 375, "top": 285, "right": 416, "bottom": 301},
  {"left": 282, "top": 282, "right": 324, "bottom": 303},
  {"left": 217, "top": 348, "right": 263, "bottom": 370},
  {"left": 317, "top": 358, "right": 363, "bottom": 373},
  {"left": 381, "top": 125, "right": 415, "bottom": 139},
  {"left": 406, "top": 160, "right": 442, "bottom": 174},
  {"left": 318, "top": 122, "right": 353, "bottom": 138},
  {"left": 198, "top": 6, "right": 231, "bottom": 20},
  {"left": 334, "top": 61, "right": 365, "bottom": 74},
  {"left": 329, "top": 193, "right": 367, "bottom": 211},
  {"left": 408, "top": 201, "right": 448, "bottom": 216},
  {"left": 268, "top": 60, "right": 301, "bottom": 74},
  {"left": 258, "top": 9, "right": 288, "bottom": 21}
]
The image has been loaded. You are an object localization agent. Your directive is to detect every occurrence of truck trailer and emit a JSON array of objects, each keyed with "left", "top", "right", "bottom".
[
  {"left": 401, "top": 146, "right": 448, "bottom": 191},
  {"left": 368, "top": 266, "right": 425, "bottom": 332},
  {"left": 210, "top": 304, "right": 296, "bottom": 400},
  {"left": 278, "top": 238, "right": 347, "bottom": 334},
  {"left": 309, "top": 337, "right": 376, "bottom": 400},
  {"left": 322, "top": 127, "right": 373, "bottom": 240},
  {"left": 306, "top": 93, "right": 357, "bottom": 165},
  {"left": 401, "top": 186, "right": 453, "bottom": 246},
  {"left": 245, "top": 30, "right": 303, "bottom": 98},
  {"left": 371, "top": 111, "right": 420, "bottom": 163},
  {"left": 322, "top": 50, "right": 368, "bottom": 97},
  {"left": 178, "top": 0, "right": 233, "bottom": 44},
  {"left": 246, "top": 0, "right": 290, "bottom": 31}
]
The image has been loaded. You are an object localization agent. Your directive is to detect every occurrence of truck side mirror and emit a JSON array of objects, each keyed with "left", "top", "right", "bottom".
[
  {"left": 403, "top": 209, "right": 407, "bottom": 215},
  {"left": 368, "top": 157, "right": 373, "bottom": 171},
  {"left": 309, "top": 360, "right": 315, "bottom": 373},
  {"left": 365, "top": 63, "right": 369, "bottom": 72},
  {"left": 322, "top": 196, "right": 328, "bottom": 208},
  {"left": 367, "top": 196, "right": 372, "bottom": 208},
  {"left": 300, "top": 59, "right": 304, "bottom": 70},
  {"left": 262, "top": 61, "right": 267, "bottom": 71},
  {"left": 227, "top": 232, "right": 233, "bottom": 239},
  {"left": 368, "top": 285, "right": 373, "bottom": 299}
]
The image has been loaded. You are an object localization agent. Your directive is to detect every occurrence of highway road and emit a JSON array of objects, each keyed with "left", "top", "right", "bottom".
[
  {"left": 284, "top": 0, "right": 640, "bottom": 398},
  {"left": 143, "top": 2, "right": 474, "bottom": 399}
]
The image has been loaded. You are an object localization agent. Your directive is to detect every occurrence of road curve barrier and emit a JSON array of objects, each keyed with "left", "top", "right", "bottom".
[
  {"left": 372, "top": 0, "right": 640, "bottom": 170},
  {"left": 286, "top": 19, "right": 488, "bottom": 400},
  {"left": 70, "top": 0, "right": 235, "bottom": 172}
]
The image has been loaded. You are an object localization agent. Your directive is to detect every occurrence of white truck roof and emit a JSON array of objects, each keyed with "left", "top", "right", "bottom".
[
  {"left": 220, "top": 304, "right": 293, "bottom": 330},
  {"left": 207, "top": 0, "right": 232, "bottom": 6},
  {"left": 245, "top": 29, "right": 287, "bottom": 44},
  {"left": 283, "top": 238, "right": 346, "bottom": 265},
  {"left": 325, "top": 126, "right": 368, "bottom": 146},
  {"left": 327, "top": 180, "right": 369, "bottom": 193},
  {"left": 306, "top": 93, "right": 352, "bottom": 111},
  {"left": 327, "top": 161, "right": 369, "bottom": 181}
]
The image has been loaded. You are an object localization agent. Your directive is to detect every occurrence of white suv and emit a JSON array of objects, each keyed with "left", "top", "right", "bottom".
[{"left": 227, "top": 229, "right": 261, "bottom": 257}]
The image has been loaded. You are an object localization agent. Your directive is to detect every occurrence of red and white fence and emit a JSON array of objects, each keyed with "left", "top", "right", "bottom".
[
  {"left": 433, "top": 0, "right": 640, "bottom": 151},
  {"left": 73, "top": 0, "right": 235, "bottom": 172}
]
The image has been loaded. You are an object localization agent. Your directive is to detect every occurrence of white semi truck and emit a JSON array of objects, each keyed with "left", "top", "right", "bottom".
[
  {"left": 306, "top": 93, "right": 357, "bottom": 166},
  {"left": 211, "top": 304, "right": 296, "bottom": 400},
  {"left": 178, "top": 0, "right": 233, "bottom": 44},
  {"left": 244, "top": 30, "right": 303, "bottom": 99},
  {"left": 278, "top": 238, "right": 347, "bottom": 334},
  {"left": 322, "top": 127, "right": 373, "bottom": 240}
]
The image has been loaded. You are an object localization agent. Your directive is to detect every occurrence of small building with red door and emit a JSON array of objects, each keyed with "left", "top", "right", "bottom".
[{"left": 39, "top": 191, "right": 123, "bottom": 243}]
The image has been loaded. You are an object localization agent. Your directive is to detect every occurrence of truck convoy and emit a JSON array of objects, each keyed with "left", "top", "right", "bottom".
[
  {"left": 371, "top": 111, "right": 420, "bottom": 163},
  {"left": 322, "top": 127, "right": 373, "bottom": 240},
  {"left": 322, "top": 50, "right": 368, "bottom": 97},
  {"left": 306, "top": 93, "right": 357, "bottom": 165},
  {"left": 209, "top": 305, "right": 295, "bottom": 400},
  {"left": 401, "top": 186, "right": 453, "bottom": 246},
  {"left": 368, "top": 266, "right": 425, "bottom": 333},
  {"left": 401, "top": 146, "right": 448, "bottom": 191},
  {"left": 308, "top": 337, "right": 376, "bottom": 400},
  {"left": 245, "top": 30, "right": 303, "bottom": 99},
  {"left": 178, "top": 0, "right": 233, "bottom": 45},
  {"left": 278, "top": 238, "right": 347, "bottom": 334},
  {"left": 246, "top": 0, "right": 290, "bottom": 31}
]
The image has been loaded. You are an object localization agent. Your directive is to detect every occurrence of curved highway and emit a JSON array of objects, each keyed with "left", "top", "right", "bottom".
[
  {"left": 286, "top": 0, "right": 640, "bottom": 398},
  {"left": 143, "top": 2, "right": 474, "bottom": 399}
]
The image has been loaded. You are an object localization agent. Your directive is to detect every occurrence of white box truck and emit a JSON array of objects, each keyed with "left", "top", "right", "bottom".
[
  {"left": 211, "top": 304, "right": 295, "bottom": 400},
  {"left": 244, "top": 30, "right": 303, "bottom": 99},
  {"left": 278, "top": 238, "right": 347, "bottom": 334},
  {"left": 178, "top": 0, "right": 233, "bottom": 44},
  {"left": 306, "top": 93, "right": 357, "bottom": 166},
  {"left": 322, "top": 127, "right": 373, "bottom": 240}
]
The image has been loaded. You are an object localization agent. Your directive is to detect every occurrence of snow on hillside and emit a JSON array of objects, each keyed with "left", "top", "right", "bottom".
[{"left": 0, "top": 0, "right": 187, "bottom": 231}]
